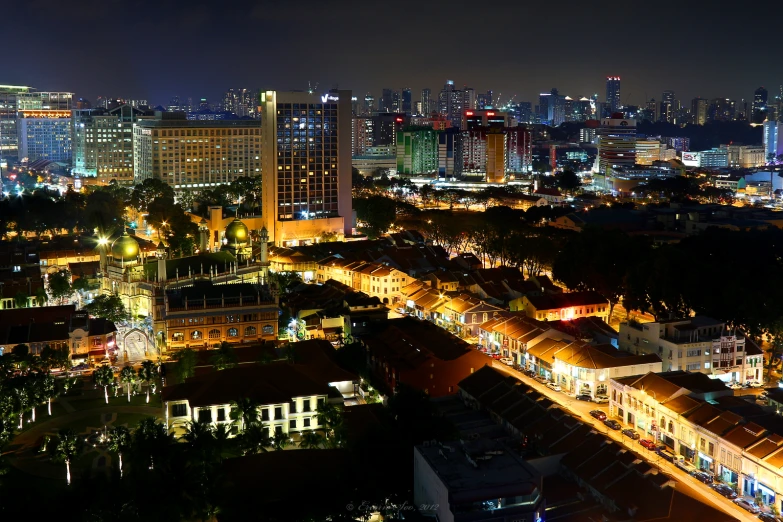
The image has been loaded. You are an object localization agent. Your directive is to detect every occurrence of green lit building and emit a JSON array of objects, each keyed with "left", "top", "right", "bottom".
[{"left": 396, "top": 127, "right": 438, "bottom": 175}]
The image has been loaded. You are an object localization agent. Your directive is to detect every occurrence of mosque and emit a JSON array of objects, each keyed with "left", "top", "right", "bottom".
[{"left": 98, "top": 209, "right": 278, "bottom": 351}]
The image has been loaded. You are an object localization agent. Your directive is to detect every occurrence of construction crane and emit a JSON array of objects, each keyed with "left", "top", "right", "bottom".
[{"left": 307, "top": 81, "right": 319, "bottom": 95}]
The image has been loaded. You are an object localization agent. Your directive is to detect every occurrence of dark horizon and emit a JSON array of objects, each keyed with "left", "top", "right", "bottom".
[{"left": 4, "top": 0, "right": 782, "bottom": 108}]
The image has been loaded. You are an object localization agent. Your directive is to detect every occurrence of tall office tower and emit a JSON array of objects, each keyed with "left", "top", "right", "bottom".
[
  {"left": 547, "top": 88, "right": 565, "bottom": 126},
  {"left": 391, "top": 90, "right": 401, "bottom": 113},
  {"left": 223, "top": 88, "right": 257, "bottom": 118},
  {"left": 764, "top": 121, "right": 783, "bottom": 163},
  {"left": 463, "top": 87, "right": 476, "bottom": 111},
  {"left": 708, "top": 98, "right": 736, "bottom": 122},
  {"left": 352, "top": 116, "right": 374, "bottom": 156},
  {"left": 396, "top": 128, "right": 439, "bottom": 175},
  {"left": 752, "top": 86, "right": 768, "bottom": 124},
  {"left": 659, "top": 90, "right": 675, "bottom": 123},
  {"left": 133, "top": 112, "right": 261, "bottom": 190},
  {"left": 380, "top": 89, "right": 393, "bottom": 112},
  {"left": 260, "top": 90, "right": 352, "bottom": 246},
  {"left": 606, "top": 76, "right": 621, "bottom": 113},
  {"left": 538, "top": 92, "right": 551, "bottom": 125},
  {"left": 691, "top": 97, "right": 708, "bottom": 125},
  {"left": 401, "top": 88, "right": 412, "bottom": 115},
  {"left": 414, "top": 101, "right": 422, "bottom": 115},
  {"left": 17, "top": 109, "right": 72, "bottom": 162},
  {"left": 597, "top": 115, "right": 636, "bottom": 173},
  {"left": 643, "top": 99, "right": 658, "bottom": 122},
  {"left": 372, "top": 113, "right": 406, "bottom": 146},
  {"left": 438, "top": 81, "right": 464, "bottom": 128},
  {"left": 476, "top": 90, "right": 493, "bottom": 109},
  {"left": 0, "top": 86, "right": 72, "bottom": 160},
  {"left": 73, "top": 105, "right": 149, "bottom": 184},
  {"left": 421, "top": 88, "right": 431, "bottom": 115},
  {"left": 363, "top": 94, "right": 374, "bottom": 115}
]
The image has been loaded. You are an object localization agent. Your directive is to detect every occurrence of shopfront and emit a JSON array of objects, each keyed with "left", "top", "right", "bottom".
[
  {"left": 627, "top": 411, "right": 635, "bottom": 426},
  {"left": 719, "top": 464, "right": 738, "bottom": 487},
  {"left": 697, "top": 452, "right": 714, "bottom": 473},
  {"left": 758, "top": 482, "right": 776, "bottom": 508},
  {"left": 678, "top": 443, "right": 696, "bottom": 463},
  {"left": 661, "top": 433, "right": 675, "bottom": 449},
  {"left": 743, "top": 474, "right": 756, "bottom": 498}
]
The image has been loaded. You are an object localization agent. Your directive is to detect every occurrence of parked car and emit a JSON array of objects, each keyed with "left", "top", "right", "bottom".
[
  {"left": 690, "top": 470, "right": 714, "bottom": 484},
  {"left": 759, "top": 513, "right": 783, "bottom": 522},
  {"left": 523, "top": 369, "right": 536, "bottom": 378},
  {"left": 593, "top": 395, "right": 609, "bottom": 404},
  {"left": 750, "top": 381, "right": 764, "bottom": 388},
  {"left": 590, "top": 410, "right": 607, "bottom": 421},
  {"left": 728, "top": 382, "right": 743, "bottom": 390},
  {"left": 490, "top": 353, "right": 502, "bottom": 360},
  {"left": 759, "top": 391, "right": 769, "bottom": 399},
  {"left": 639, "top": 439, "right": 656, "bottom": 450},
  {"left": 734, "top": 498, "right": 761, "bottom": 514},
  {"left": 621, "top": 428, "right": 640, "bottom": 440},
  {"left": 546, "top": 382, "right": 562, "bottom": 392},
  {"left": 534, "top": 375, "right": 548, "bottom": 383},
  {"left": 711, "top": 484, "right": 738, "bottom": 499},
  {"left": 603, "top": 419, "right": 622, "bottom": 430},
  {"left": 499, "top": 357, "right": 514, "bottom": 366},
  {"left": 575, "top": 394, "right": 593, "bottom": 402}
]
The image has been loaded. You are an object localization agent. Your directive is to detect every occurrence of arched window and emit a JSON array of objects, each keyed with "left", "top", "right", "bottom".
[
  {"left": 263, "top": 325, "right": 274, "bottom": 335},
  {"left": 472, "top": 313, "right": 477, "bottom": 323},
  {"left": 661, "top": 417, "right": 665, "bottom": 431},
  {"left": 208, "top": 329, "right": 220, "bottom": 340},
  {"left": 228, "top": 328, "right": 238, "bottom": 337},
  {"left": 668, "top": 421, "right": 674, "bottom": 433},
  {"left": 244, "top": 326, "right": 256, "bottom": 337},
  {"left": 191, "top": 330, "right": 202, "bottom": 340}
]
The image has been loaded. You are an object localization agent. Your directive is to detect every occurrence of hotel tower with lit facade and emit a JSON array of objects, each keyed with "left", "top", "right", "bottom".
[{"left": 260, "top": 90, "right": 353, "bottom": 247}]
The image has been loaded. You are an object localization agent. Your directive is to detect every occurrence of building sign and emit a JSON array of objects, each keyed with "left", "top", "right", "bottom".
[
  {"left": 320, "top": 94, "right": 339, "bottom": 103},
  {"left": 682, "top": 152, "right": 700, "bottom": 167}
]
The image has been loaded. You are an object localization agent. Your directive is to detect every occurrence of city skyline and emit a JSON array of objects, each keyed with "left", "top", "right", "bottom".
[{"left": 3, "top": 0, "right": 781, "bottom": 108}]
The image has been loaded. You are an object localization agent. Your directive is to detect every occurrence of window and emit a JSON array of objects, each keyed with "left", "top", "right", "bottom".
[
  {"left": 263, "top": 325, "right": 274, "bottom": 335},
  {"left": 304, "top": 418, "right": 311, "bottom": 428},
  {"left": 261, "top": 408, "right": 269, "bottom": 421},
  {"left": 244, "top": 326, "right": 256, "bottom": 337},
  {"left": 198, "top": 409, "right": 212, "bottom": 423},
  {"left": 708, "top": 442, "right": 714, "bottom": 456},
  {"left": 289, "top": 400, "right": 297, "bottom": 413},
  {"left": 172, "top": 404, "right": 187, "bottom": 417},
  {"left": 191, "top": 330, "right": 202, "bottom": 340},
  {"left": 668, "top": 421, "right": 674, "bottom": 433},
  {"left": 228, "top": 328, "right": 238, "bottom": 337},
  {"left": 275, "top": 425, "right": 283, "bottom": 435},
  {"left": 172, "top": 332, "right": 184, "bottom": 342},
  {"left": 302, "top": 399, "right": 311, "bottom": 412},
  {"left": 686, "top": 349, "right": 701, "bottom": 357},
  {"left": 208, "top": 329, "right": 220, "bottom": 339},
  {"left": 217, "top": 408, "right": 225, "bottom": 422},
  {"left": 275, "top": 406, "right": 283, "bottom": 420},
  {"left": 289, "top": 419, "right": 296, "bottom": 429}
]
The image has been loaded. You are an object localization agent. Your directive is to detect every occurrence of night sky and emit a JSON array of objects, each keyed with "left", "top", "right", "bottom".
[{"left": 5, "top": 0, "right": 782, "bottom": 108}]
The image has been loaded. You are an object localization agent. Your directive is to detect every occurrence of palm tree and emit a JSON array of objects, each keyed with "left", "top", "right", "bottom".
[
  {"left": 34, "top": 287, "right": 47, "bottom": 307},
  {"left": 41, "top": 372, "right": 56, "bottom": 416},
  {"left": 12, "top": 384, "right": 30, "bottom": 430},
  {"left": 271, "top": 431, "right": 290, "bottom": 451},
  {"left": 316, "top": 401, "right": 345, "bottom": 449},
  {"left": 210, "top": 342, "right": 238, "bottom": 371},
  {"left": 107, "top": 425, "right": 131, "bottom": 478},
  {"left": 133, "top": 416, "right": 173, "bottom": 470},
  {"left": 213, "top": 423, "right": 231, "bottom": 459},
  {"left": 298, "top": 430, "right": 325, "bottom": 449},
  {"left": 229, "top": 397, "right": 259, "bottom": 432},
  {"left": 94, "top": 365, "right": 114, "bottom": 404},
  {"left": 182, "top": 420, "right": 216, "bottom": 462},
  {"left": 137, "top": 360, "right": 157, "bottom": 403},
  {"left": 120, "top": 366, "right": 135, "bottom": 403},
  {"left": 238, "top": 423, "right": 271, "bottom": 455},
  {"left": 50, "top": 428, "right": 81, "bottom": 485}
]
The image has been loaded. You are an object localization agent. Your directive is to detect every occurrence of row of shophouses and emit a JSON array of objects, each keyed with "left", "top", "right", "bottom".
[{"left": 610, "top": 370, "right": 783, "bottom": 512}]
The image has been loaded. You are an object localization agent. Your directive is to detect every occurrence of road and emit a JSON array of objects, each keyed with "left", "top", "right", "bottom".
[{"left": 490, "top": 361, "right": 758, "bottom": 521}]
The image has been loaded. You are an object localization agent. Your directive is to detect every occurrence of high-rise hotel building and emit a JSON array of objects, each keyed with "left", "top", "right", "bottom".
[
  {"left": 17, "top": 109, "right": 72, "bottom": 162},
  {"left": 260, "top": 90, "right": 352, "bottom": 246},
  {"left": 597, "top": 116, "right": 636, "bottom": 173},
  {"left": 73, "top": 105, "right": 150, "bottom": 184},
  {"left": 133, "top": 112, "right": 261, "bottom": 190},
  {"left": 0, "top": 86, "right": 72, "bottom": 159}
]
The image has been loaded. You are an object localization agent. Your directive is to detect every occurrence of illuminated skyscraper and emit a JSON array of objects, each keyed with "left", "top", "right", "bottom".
[
  {"left": 17, "top": 109, "right": 72, "bottom": 162},
  {"left": 660, "top": 90, "right": 675, "bottom": 123},
  {"left": 752, "top": 86, "right": 768, "bottom": 124},
  {"left": 261, "top": 90, "right": 353, "bottom": 246},
  {"left": 421, "top": 88, "right": 431, "bottom": 115},
  {"left": 402, "top": 88, "right": 412, "bottom": 115},
  {"left": 606, "top": 77, "right": 621, "bottom": 113},
  {"left": 597, "top": 116, "right": 636, "bottom": 173},
  {"left": 0, "top": 86, "right": 71, "bottom": 160},
  {"left": 691, "top": 97, "right": 708, "bottom": 125}
]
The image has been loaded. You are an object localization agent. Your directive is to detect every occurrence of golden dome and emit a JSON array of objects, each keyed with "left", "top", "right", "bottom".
[
  {"left": 225, "top": 218, "right": 249, "bottom": 244},
  {"left": 111, "top": 232, "right": 139, "bottom": 263}
]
